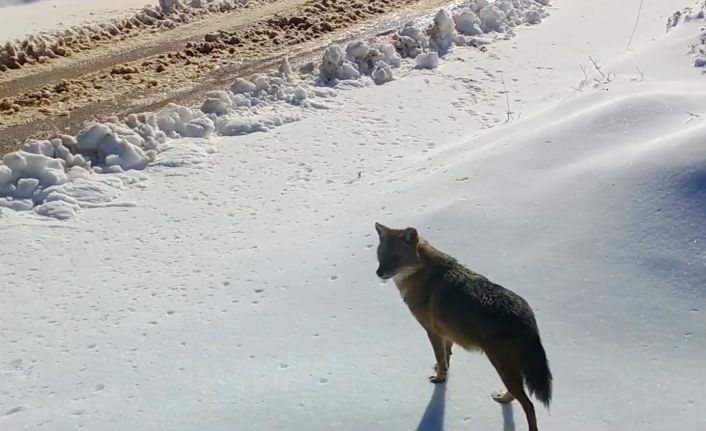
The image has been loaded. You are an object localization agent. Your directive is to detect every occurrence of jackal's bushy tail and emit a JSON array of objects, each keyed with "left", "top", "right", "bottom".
[{"left": 523, "top": 335, "right": 552, "bottom": 408}]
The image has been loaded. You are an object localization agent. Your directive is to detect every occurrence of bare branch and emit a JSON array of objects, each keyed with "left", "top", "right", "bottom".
[
  {"left": 633, "top": 66, "right": 645, "bottom": 81},
  {"left": 627, "top": 0, "right": 645, "bottom": 50},
  {"left": 500, "top": 74, "right": 514, "bottom": 123},
  {"left": 685, "top": 110, "right": 701, "bottom": 123},
  {"left": 580, "top": 64, "right": 589, "bottom": 80}
]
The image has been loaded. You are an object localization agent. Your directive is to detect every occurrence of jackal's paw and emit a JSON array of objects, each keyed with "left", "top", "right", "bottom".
[
  {"left": 492, "top": 390, "right": 514, "bottom": 404},
  {"left": 428, "top": 374, "right": 447, "bottom": 384},
  {"left": 433, "top": 362, "right": 451, "bottom": 372}
]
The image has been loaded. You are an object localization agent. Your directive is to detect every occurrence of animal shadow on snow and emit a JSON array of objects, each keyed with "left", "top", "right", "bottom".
[
  {"left": 415, "top": 383, "right": 447, "bottom": 431},
  {"left": 414, "top": 383, "right": 517, "bottom": 431}
]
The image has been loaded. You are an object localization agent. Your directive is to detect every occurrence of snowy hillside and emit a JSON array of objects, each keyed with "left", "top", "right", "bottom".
[{"left": 1, "top": 0, "right": 705, "bottom": 430}]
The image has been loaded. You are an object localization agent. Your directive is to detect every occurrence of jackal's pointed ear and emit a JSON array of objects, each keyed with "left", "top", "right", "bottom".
[
  {"left": 375, "top": 222, "right": 387, "bottom": 237},
  {"left": 402, "top": 227, "right": 418, "bottom": 245}
]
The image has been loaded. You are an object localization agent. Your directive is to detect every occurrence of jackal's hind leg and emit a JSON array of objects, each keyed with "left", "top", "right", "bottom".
[{"left": 492, "top": 390, "right": 515, "bottom": 404}]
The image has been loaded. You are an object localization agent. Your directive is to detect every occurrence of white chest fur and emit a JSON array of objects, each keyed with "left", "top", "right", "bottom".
[{"left": 393, "top": 268, "right": 417, "bottom": 299}]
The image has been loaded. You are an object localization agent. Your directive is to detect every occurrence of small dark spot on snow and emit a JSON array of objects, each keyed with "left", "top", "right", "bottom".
[{"left": 3, "top": 406, "right": 25, "bottom": 416}]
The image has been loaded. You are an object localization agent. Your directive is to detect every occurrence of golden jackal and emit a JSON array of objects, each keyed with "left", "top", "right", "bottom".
[{"left": 374, "top": 222, "right": 552, "bottom": 431}]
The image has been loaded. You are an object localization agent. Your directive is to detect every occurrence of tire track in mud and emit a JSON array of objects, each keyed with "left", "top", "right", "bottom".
[{"left": 0, "top": 0, "right": 452, "bottom": 155}]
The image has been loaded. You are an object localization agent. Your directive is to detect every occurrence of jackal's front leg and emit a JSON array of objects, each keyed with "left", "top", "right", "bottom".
[
  {"left": 426, "top": 330, "right": 448, "bottom": 383},
  {"left": 434, "top": 339, "right": 453, "bottom": 371}
]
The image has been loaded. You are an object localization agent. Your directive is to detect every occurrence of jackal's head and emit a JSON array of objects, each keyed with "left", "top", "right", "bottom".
[{"left": 374, "top": 222, "right": 421, "bottom": 279}]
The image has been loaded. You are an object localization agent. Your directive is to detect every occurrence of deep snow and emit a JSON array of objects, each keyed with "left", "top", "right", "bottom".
[{"left": 1, "top": 0, "right": 706, "bottom": 430}]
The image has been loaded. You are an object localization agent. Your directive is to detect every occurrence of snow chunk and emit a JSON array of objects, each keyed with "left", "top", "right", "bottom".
[
  {"left": 526, "top": 10, "right": 542, "bottom": 25},
  {"left": 159, "top": 0, "right": 186, "bottom": 14},
  {"left": 415, "top": 52, "right": 439, "bottom": 69},
  {"left": 454, "top": 11, "right": 483, "bottom": 35},
  {"left": 429, "top": 9, "right": 457, "bottom": 54},
  {"left": 14, "top": 178, "right": 39, "bottom": 199},
  {"left": 201, "top": 90, "right": 232, "bottom": 116},
  {"left": 287, "top": 86, "right": 309, "bottom": 105},
  {"left": 279, "top": 56, "right": 294, "bottom": 80},
  {"left": 479, "top": 5, "right": 507, "bottom": 33},
  {"left": 76, "top": 123, "right": 154, "bottom": 170},
  {"left": 251, "top": 74, "right": 271, "bottom": 93},
  {"left": 156, "top": 104, "right": 196, "bottom": 138},
  {"left": 0, "top": 198, "right": 34, "bottom": 212},
  {"left": 183, "top": 116, "right": 215, "bottom": 138},
  {"left": 319, "top": 44, "right": 361, "bottom": 84},
  {"left": 346, "top": 41, "right": 382, "bottom": 75},
  {"left": 0, "top": 165, "right": 14, "bottom": 195},
  {"left": 472, "top": 0, "right": 490, "bottom": 12},
  {"left": 372, "top": 43, "right": 402, "bottom": 68},
  {"left": 2, "top": 151, "right": 68, "bottom": 190},
  {"left": 231, "top": 78, "right": 258, "bottom": 95},
  {"left": 394, "top": 23, "right": 430, "bottom": 58},
  {"left": 372, "top": 62, "right": 395, "bottom": 85}
]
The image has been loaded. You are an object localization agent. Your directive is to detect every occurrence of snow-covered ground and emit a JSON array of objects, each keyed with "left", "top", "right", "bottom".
[
  {"left": 2, "top": 0, "right": 706, "bottom": 430},
  {"left": 0, "top": 0, "right": 157, "bottom": 41}
]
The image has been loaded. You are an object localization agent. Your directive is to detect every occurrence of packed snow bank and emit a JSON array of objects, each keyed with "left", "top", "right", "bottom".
[
  {"left": 0, "top": 0, "right": 555, "bottom": 219},
  {"left": 0, "top": 146, "right": 146, "bottom": 219},
  {"left": 319, "top": 41, "right": 403, "bottom": 84},
  {"left": 389, "top": 0, "right": 549, "bottom": 68},
  {"left": 0, "top": 63, "right": 336, "bottom": 218},
  {"left": 321, "top": 1, "right": 550, "bottom": 79}
]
